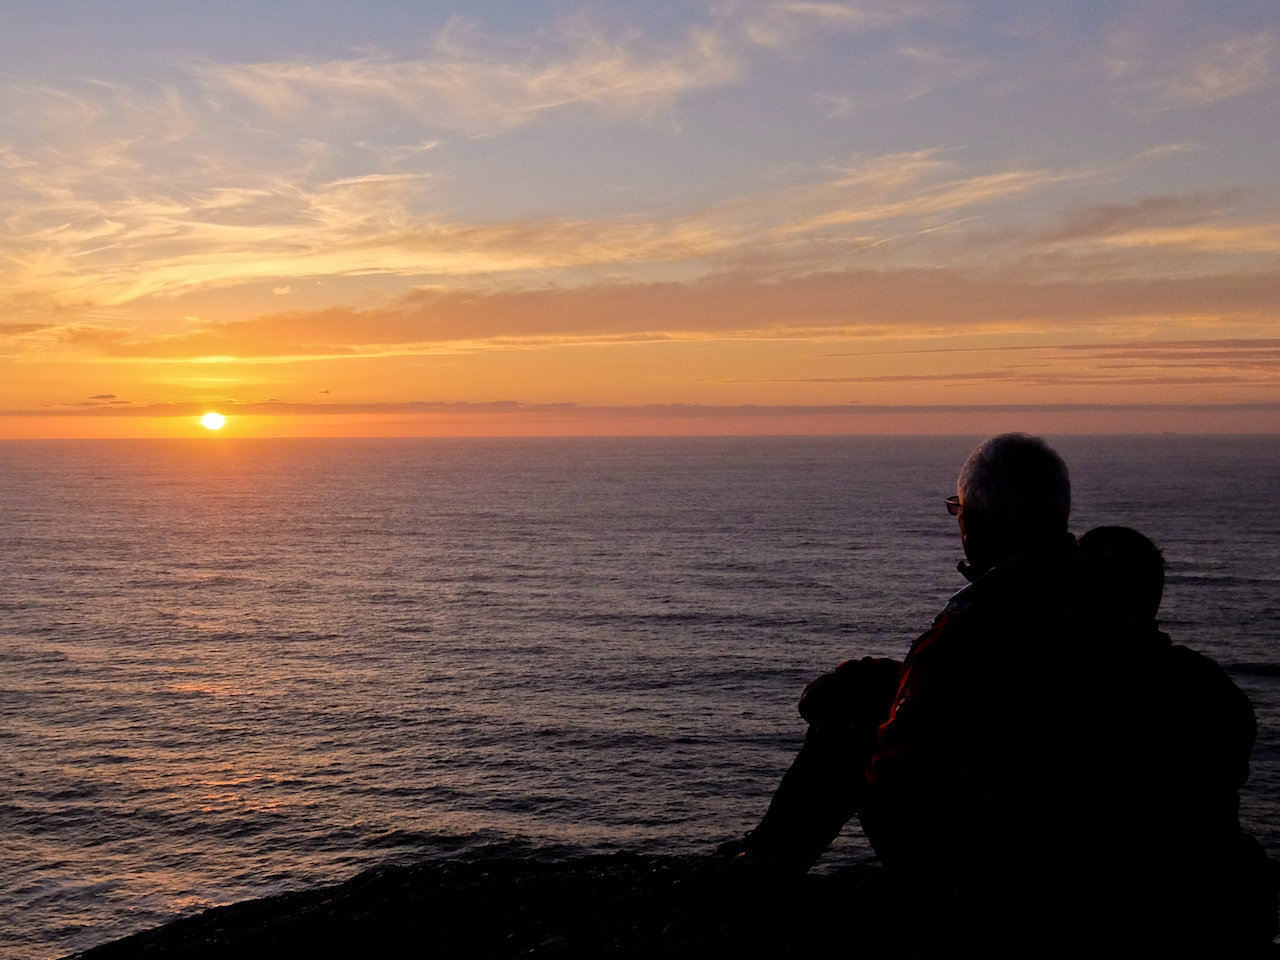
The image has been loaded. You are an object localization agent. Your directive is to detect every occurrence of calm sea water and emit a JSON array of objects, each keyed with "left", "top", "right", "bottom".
[{"left": 1, "top": 435, "right": 1277, "bottom": 959}]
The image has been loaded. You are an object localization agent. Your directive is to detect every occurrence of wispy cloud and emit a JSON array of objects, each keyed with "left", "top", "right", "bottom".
[
  {"left": 1163, "top": 30, "right": 1276, "bottom": 104},
  {"left": 198, "top": 16, "right": 740, "bottom": 134},
  {"left": 895, "top": 44, "right": 993, "bottom": 100},
  {"left": 682, "top": 337, "right": 1279, "bottom": 416},
  {"left": 735, "top": 1, "right": 926, "bottom": 49},
  {"left": 1086, "top": 224, "right": 1280, "bottom": 254},
  {"left": 1038, "top": 193, "right": 1243, "bottom": 243},
  {"left": 1022, "top": 193, "right": 1280, "bottom": 264},
  {"left": 0, "top": 110, "right": 1089, "bottom": 319},
  {"left": 1108, "top": 26, "right": 1276, "bottom": 107},
  {"left": 760, "top": 368, "right": 1280, "bottom": 388},
  {"left": 0, "top": 133, "right": 727, "bottom": 314},
  {"left": 830, "top": 337, "right": 1280, "bottom": 360},
  {"left": 0, "top": 323, "right": 54, "bottom": 337},
  {"left": 23, "top": 268, "right": 1277, "bottom": 364},
  {"left": 772, "top": 160, "right": 1078, "bottom": 237}
]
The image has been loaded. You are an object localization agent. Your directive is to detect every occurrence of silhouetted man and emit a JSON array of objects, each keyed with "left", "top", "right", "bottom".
[{"left": 729, "top": 433, "right": 1276, "bottom": 955}]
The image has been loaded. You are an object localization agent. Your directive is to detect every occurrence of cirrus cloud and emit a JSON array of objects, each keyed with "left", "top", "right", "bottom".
[{"left": 26, "top": 266, "right": 1279, "bottom": 363}]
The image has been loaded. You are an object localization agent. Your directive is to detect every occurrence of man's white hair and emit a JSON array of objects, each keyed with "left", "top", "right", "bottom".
[{"left": 957, "top": 433, "right": 1070, "bottom": 537}]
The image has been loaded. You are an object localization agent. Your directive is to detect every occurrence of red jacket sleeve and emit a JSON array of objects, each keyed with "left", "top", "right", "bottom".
[{"left": 862, "top": 612, "right": 983, "bottom": 878}]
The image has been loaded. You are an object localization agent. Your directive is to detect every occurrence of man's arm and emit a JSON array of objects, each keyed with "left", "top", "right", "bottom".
[{"left": 730, "top": 656, "right": 901, "bottom": 872}]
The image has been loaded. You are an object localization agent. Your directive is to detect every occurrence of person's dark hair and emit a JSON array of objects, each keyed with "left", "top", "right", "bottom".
[
  {"left": 1079, "top": 525, "right": 1165, "bottom": 624},
  {"left": 956, "top": 433, "right": 1070, "bottom": 542}
]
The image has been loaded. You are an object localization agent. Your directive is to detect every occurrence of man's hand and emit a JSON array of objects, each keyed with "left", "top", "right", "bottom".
[{"left": 798, "top": 656, "right": 901, "bottom": 730}]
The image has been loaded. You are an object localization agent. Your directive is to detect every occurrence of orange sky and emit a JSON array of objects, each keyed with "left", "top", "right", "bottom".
[{"left": 2, "top": 3, "right": 1277, "bottom": 437}]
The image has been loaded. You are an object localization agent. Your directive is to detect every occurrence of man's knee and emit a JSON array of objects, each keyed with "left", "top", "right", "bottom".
[{"left": 798, "top": 656, "right": 901, "bottom": 731}]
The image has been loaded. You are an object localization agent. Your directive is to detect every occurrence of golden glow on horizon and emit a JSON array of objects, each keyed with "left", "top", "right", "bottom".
[
  {"left": 0, "top": 407, "right": 1275, "bottom": 441},
  {"left": 201, "top": 412, "right": 227, "bottom": 431}
]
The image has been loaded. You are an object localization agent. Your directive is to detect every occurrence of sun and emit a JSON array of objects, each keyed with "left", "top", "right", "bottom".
[{"left": 200, "top": 412, "right": 227, "bottom": 431}]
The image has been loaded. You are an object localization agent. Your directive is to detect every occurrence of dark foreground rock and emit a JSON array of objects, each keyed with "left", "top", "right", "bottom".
[
  {"left": 69, "top": 852, "right": 1280, "bottom": 959},
  {"left": 70, "top": 854, "right": 902, "bottom": 959}
]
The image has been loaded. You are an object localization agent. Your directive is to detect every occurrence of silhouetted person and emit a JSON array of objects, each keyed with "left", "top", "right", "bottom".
[
  {"left": 1076, "top": 525, "right": 1277, "bottom": 952},
  {"left": 1078, "top": 524, "right": 1165, "bottom": 624},
  {"left": 726, "top": 435, "right": 1277, "bottom": 955}
]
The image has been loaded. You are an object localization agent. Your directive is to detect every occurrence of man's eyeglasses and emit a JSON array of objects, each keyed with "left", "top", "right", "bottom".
[{"left": 945, "top": 495, "right": 962, "bottom": 516}]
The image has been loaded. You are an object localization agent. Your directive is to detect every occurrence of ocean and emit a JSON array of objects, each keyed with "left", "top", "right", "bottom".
[{"left": 1, "top": 435, "right": 1277, "bottom": 959}]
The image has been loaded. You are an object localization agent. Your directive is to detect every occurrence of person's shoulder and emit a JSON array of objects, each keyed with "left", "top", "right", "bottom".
[
  {"left": 1160, "top": 635, "right": 1234, "bottom": 682},
  {"left": 1162, "top": 638, "right": 1249, "bottom": 694},
  {"left": 943, "top": 536, "right": 1083, "bottom": 618},
  {"left": 938, "top": 587, "right": 976, "bottom": 621},
  {"left": 1153, "top": 634, "right": 1256, "bottom": 726}
]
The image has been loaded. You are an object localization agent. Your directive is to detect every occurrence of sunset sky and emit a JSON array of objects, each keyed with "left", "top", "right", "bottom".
[{"left": 3, "top": 1, "right": 1277, "bottom": 437}]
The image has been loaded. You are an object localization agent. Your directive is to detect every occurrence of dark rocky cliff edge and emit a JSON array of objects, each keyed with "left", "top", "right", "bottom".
[
  {"left": 68, "top": 851, "right": 1280, "bottom": 959},
  {"left": 70, "top": 853, "right": 902, "bottom": 959}
]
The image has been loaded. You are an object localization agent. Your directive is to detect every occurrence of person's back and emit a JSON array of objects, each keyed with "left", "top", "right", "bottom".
[
  {"left": 861, "top": 532, "right": 1132, "bottom": 949},
  {"left": 1077, "top": 526, "right": 1251, "bottom": 852},
  {"left": 861, "top": 531, "right": 1086, "bottom": 874},
  {"left": 1075, "top": 526, "right": 1275, "bottom": 951}
]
